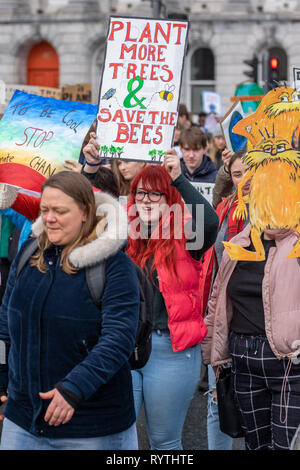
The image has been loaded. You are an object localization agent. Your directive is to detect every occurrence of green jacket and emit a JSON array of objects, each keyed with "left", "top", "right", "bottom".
[{"left": 0, "top": 215, "right": 14, "bottom": 259}]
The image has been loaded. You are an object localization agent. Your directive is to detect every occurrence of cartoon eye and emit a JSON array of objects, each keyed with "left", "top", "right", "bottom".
[
  {"left": 280, "top": 96, "right": 289, "bottom": 102},
  {"left": 292, "top": 94, "right": 300, "bottom": 102},
  {"left": 263, "top": 146, "right": 272, "bottom": 153},
  {"left": 276, "top": 144, "right": 286, "bottom": 152}
]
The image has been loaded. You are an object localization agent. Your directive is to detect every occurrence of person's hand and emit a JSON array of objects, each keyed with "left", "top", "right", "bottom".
[
  {"left": 83, "top": 131, "right": 100, "bottom": 164},
  {"left": 0, "top": 395, "right": 8, "bottom": 422},
  {"left": 221, "top": 148, "right": 233, "bottom": 171},
  {"left": 64, "top": 160, "right": 82, "bottom": 173},
  {"left": 164, "top": 149, "right": 182, "bottom": 181},
  {"left": 40, "top": 389, "right": 74, "bottom": 426},
  {"left": 211, "top": 389, "right": 218, "bottom": 403}
]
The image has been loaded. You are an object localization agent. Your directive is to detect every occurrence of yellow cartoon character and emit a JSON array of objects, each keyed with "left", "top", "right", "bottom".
[
  {"left": 223, "top": 130, "right": 300, "bottom": 261},
  {"left": 233, "top": 86, "right": 300, "bottom": 149}
]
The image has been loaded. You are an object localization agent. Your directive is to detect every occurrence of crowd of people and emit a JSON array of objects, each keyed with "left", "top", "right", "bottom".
[{"left": 0, "top": 102, "right": 299, "bottom": 451}]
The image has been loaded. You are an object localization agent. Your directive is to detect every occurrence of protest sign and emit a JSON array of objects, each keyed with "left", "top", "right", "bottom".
[
  {"left": 191, "top": 182, "right": 214, "bottom": 206},
  {"left": 221, "top": 101, "right": 247, "bottom": 153},
  {"left": 202, "top": 91, "right": 222, "bottom": 116},
  {"left": 0, "top": 90, "right": 97, "bottom": 193},
  {"left": 96, "top": 16, "right": 188, "bottom": 162},
  {"left": 5, "top": 84, "right": 62, "bottom": 105},
  {"left": 293, "top": 67, "right": 300, "bottom": 91},
  {"left": 62, "top": 83, "right": 92, "bottom": 103}
]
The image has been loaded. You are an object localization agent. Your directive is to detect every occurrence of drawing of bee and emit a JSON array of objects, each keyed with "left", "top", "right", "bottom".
[
  {"left": 102, "top": 88, "right": 116, "bottom": 100},
  {"left": 159, "top": 85, "right": 175, "bottom": 102}
]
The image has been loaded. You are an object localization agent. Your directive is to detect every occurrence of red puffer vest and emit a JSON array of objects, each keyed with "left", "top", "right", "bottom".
[{"left": 155, "top": 241, "right": 207, "bottom": 352}]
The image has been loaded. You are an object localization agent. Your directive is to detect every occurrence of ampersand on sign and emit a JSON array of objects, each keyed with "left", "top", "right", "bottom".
[{"left": 123, "top": 76, "right": 147, "bottom": 109}]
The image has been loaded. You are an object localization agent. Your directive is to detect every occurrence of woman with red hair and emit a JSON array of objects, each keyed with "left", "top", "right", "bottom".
[{"left": 127, "top": 150, "right": 218, "bottom": 450}]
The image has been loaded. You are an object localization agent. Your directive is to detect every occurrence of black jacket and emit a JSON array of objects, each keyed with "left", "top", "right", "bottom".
[{"left": 180, "top": 155, "right": 217, "bottom": 183}]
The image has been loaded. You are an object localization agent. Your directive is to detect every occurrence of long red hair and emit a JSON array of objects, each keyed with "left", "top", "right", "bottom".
[{"left": 127, "top": 165, "right": 187, "bottom": 280}]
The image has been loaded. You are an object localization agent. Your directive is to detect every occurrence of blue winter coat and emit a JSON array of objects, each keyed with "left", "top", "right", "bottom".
[{"left": 0, "top": 192, "right": 140, "bottom": 438}]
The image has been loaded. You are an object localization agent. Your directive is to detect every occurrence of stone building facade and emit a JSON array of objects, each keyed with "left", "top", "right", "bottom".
[{"left": 1, "top": 0, "right": 300, "bottom": 117}]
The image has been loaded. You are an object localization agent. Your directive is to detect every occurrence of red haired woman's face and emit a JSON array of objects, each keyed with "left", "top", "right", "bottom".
[{"left": 135, "top": 180, "right": 167, "bottom": 224}]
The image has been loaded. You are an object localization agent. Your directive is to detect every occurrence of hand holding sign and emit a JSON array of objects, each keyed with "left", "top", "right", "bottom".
[
  {"left": 222, "top": 148, "right": 234, "bottom": 171},
  {"left": 164, "top": 148, "right": 182, "bottom": 181}
]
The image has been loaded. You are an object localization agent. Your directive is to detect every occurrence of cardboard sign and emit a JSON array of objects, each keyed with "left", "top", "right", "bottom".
[
  {"left": 0, "top": 90, "right": 97, "bottom": 193},
  {"left": 191, "top": 182, "right": 214, "bottom": 206},
  {"left": 62, "top": 83, "right": 92, "bottom": 103},
  {"left": 5, "top": 84, "right": 62, "bottom": 105},
  {"left": 223, "top": 86, "right": 300, "bottom": 261},
  {"left": 96, "top": 16, "right": 188, "bottom": 162},
  {"left": 220, "top": 101, "right": 247, "bottom": 153}
]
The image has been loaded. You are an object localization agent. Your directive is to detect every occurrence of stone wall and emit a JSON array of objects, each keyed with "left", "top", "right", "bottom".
[{"left": 0, "top": 0, "right": 299, "bottom": 115}]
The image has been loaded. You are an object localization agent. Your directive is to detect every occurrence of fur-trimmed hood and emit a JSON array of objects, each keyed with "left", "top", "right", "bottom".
[{"left": 31, "top": 191, "right": 128, "bottom": 269}]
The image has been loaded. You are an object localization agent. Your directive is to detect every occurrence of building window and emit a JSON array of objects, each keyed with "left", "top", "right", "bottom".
[
  {"left": 261, "top": 46, "right": 288, "bottom": 83},
  {"left": 189, "top": 47, "right": 215, "bottom": 114}
]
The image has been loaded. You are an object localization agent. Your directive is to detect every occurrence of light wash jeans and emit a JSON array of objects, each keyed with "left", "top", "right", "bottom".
[
  {"left": 0, "top": 418, "right": 138, "bottom": 450},
  {"left": 207, "top": 364, "right": 233, "bottom": 450},
  {"left": 131, "top": 330, "right": 201, "bottom": 450}
]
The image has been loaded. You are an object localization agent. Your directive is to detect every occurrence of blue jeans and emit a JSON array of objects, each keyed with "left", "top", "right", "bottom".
[
  {"left": 0, "top": 419, "right": 138, "bottom": 450},
  {"left": 207, "top": 364, "right": 233, "bottom": 450},
  {"left": 131, "top": 330, "right": 201, "bottom": 450}
]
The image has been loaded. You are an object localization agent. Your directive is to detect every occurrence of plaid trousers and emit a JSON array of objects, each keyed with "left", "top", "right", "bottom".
[{"left": 229, "top": 332, "right": 300, "bottom": 450}]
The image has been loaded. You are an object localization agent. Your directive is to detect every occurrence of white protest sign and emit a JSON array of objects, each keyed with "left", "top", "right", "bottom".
[
  {"left": 191, "top": 182, "right": 215, "bottom": 206},
  {"left": 293, "top": 67, "right": 300, "bottom": 91},
  {"left": 96, "top": 16, "right": 189, "bottom": 162},
  {"left": 202, "top": 91, "right": 222, "bottom": 116}
]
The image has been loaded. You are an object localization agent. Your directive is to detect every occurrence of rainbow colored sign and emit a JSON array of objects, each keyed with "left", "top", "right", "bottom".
[{"left": 0, "top": 90, "right": 97, "bottom": 192}]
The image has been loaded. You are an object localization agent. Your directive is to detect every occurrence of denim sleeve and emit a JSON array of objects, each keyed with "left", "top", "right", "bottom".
[{"left": 61, "top": 251, "right": 140, "bottom": 401}]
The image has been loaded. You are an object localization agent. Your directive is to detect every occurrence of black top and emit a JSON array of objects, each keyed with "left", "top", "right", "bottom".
[{"left": 227, "top": 238, "right": 276, "bottom": 336}]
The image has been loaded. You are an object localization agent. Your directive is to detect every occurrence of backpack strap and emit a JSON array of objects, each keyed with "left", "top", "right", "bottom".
[
  {"left": 85, "top": 261, "right": 106, "bottom": 307},
  {"left": 16, "top": 238, "right": 39, "bottom": 278},
  {"left": 16, "top": 238, "right": 106, "bottom": 307}
]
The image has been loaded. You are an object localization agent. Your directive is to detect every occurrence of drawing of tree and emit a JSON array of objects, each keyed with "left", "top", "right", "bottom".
[
  {"left": 149, "top": 149, "right": 157, "bottom": 161},
  {"left": 116, "top": 146, "right": 124, "bottom": 158},
  {"left": 158, "top": 150, "right": 166, "bottom": 161},
  {"left": 109, "top": 145, "right": 117, "bottom": 158},
  {"left": 101, "top": 145, "right": 109, "bottom": 158}
]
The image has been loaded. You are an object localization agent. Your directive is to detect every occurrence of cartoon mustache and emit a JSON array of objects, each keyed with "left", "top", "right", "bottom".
[
  {"left": 264, "top": 101, "right": 300, "bottom": 118},
  {"left": 244, "top": 148, "right": 300, "bottom": 171}
]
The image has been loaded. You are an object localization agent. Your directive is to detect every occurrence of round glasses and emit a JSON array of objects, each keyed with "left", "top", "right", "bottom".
[{"left": 134, "top": 190, "right": 165, "bottom": 202}]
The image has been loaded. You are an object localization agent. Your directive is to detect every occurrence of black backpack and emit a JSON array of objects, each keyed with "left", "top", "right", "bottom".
[{"left": 16, "top": 239, "right": 153, "bottom": 370}]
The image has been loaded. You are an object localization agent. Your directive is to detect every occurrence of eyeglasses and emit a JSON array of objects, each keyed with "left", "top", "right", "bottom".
[{"left": 134, "top": 190, "right": 165, "bottom": 202}]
